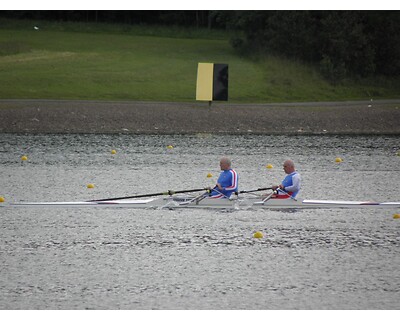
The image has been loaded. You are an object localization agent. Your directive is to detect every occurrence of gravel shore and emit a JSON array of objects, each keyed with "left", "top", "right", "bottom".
[{"left": 1, "top": 99, "right": 399, "bottom": 134}]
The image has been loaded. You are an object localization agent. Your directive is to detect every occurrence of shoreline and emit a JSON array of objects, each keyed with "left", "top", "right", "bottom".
[{"left": 1, "top": 99, "right": 399, "bottom": 135}]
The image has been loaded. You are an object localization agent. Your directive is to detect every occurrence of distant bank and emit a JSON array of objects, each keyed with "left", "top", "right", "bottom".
[{"left": 0, "top": 99, "right": 399, "bottom": 135}]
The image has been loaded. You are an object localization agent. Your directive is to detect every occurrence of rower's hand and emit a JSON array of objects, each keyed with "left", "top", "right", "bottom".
[
  {"left": 216, "top": 183, "right": 223, "bottom": 190},
  {"left": 272, "top": 185, "right": 278, "bottom": 190}
]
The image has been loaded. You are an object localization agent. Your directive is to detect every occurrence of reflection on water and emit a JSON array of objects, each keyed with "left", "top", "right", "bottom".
[{"left": 0, "top": 133, "right": 399, "bottom": 309}]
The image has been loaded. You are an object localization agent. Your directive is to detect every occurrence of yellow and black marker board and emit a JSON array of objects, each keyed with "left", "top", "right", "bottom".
[{"left": 196, "top": 63, "right": 228, "bottom": 102}]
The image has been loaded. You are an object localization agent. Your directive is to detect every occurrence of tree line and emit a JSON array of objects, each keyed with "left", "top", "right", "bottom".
[
  {"left": 1, "top": 10, "right": 399, "bottom": 81},
  {"left": 0, "top": 11, "right": 214, "bottom": 28},
  {"left": 215, "top": 11, "right": 400, "bottom": 81}
]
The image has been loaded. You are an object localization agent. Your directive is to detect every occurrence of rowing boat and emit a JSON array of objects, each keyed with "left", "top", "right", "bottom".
[{"left": 3, "top": 194, "right": 400, "bottom": 209}]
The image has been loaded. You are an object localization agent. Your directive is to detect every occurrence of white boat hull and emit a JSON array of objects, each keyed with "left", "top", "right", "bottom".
[{"left": 3, "top": 195, "right": 400, "bottom": 209}]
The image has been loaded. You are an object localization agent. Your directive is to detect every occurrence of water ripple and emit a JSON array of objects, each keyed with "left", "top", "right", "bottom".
[{"left": 1, "top": 133, "right": 400, "bottom": 309}]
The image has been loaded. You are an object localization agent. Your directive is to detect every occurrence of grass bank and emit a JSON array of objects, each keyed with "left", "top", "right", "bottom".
[{"left": 0, "top": 19, "right": 399, "bottom": 103}]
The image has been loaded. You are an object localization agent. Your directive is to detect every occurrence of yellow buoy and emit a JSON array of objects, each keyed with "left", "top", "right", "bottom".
[
  {"left": 393, "top": 214, "right": 400, "bottom": 219},
  {"left": 206, "top": 173, "right": 213, "bottom": 178},
  {"left": 253, "top": 231, "right": 264, "bottom": 239},
  {"left": 111, "top": 149, "right": 117, "bottom": 154},
  {"left": 396, "top": 151, "right": 400, "bottom": 156},
  {"left": 87, "top": 183, "right": 95, "bottom": 189},
  {"left": 335, "top": 157, "right": 343, "bottom": 163},
  {"left": 167, "top": 145, "right": 174, "bottom": 149},
  {"left": 0, "top": 196, "right": 5, "bottom": 203},
  {"left": 21, "top": 155, "right": 28, "bottom": 161},
  {"left": 266, "top": 164, "right": 273, "bottom": 169}
]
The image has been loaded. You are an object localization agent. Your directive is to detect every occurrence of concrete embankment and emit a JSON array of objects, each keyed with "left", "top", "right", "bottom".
[{"left": 0, "top": 99, "right": 399, "bottom": 134}]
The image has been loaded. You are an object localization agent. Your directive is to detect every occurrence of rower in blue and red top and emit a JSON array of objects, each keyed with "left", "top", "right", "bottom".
[
  {"left": 272, "top": 159, "right": 301, "bottom": 198},
  {"left": 210, "top": 157, "right": 239, "bottom": 198}
]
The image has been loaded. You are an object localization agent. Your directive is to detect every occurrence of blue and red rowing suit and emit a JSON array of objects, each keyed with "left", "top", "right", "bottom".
[
  {"left": 210, "top": 169, "right": 239, "bottom": 198},
  {"left": 277, "top": 171, "right": 301, "bottom": 198}
]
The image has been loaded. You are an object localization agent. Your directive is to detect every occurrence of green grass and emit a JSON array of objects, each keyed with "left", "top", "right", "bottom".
[{"left": 0, "top": 19, "right": 399, "bottom": 103}]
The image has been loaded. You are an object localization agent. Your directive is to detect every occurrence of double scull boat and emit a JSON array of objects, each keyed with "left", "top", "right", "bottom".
[{"left": 2, "top": 193, "right": 400, "bottom": 210}]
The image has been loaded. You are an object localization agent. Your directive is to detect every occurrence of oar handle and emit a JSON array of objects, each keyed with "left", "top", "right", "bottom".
[{"left": 90, "top": 187, "right": 210, "bottom": 202}]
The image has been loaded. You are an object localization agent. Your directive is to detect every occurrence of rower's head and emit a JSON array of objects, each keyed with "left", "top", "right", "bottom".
[
  {"left": 283, "top": 159, "right": 295, "bottom": 174},
  {"left": 220, "top": 157, "right": 231, "bottom": 171}
]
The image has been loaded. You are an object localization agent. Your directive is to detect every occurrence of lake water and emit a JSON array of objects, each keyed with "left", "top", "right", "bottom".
[{"left": 0, "top": 133, "right": 399, "bottom": 309}]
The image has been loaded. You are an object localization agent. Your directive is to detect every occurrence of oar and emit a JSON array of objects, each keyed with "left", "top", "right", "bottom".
[
  {"left": 184, "top": 190, "right": 212, "bottom": 205},
  {"left": 192, "top": 185, "right": 228, "bottom": 203},
  {"left": 238, "top": 187, "right": 273, "bottom": 194},
  {"left": 89, "top": 187, "right": 210, "bottom": 202},
  {"left": 262, "top": 191, "right": 277, "bottom": 203},
  {"left": 276, "top": 188, "right": 297, "bottom": 201},
  {"left": 206, "top": 186, "right": 275, "bottom": 200},
  {"left": 188, "top": 184, "right": 242, "bottom": 205},
  {"left": 210, "top": 187, "right": 230, "bottom": 199}
]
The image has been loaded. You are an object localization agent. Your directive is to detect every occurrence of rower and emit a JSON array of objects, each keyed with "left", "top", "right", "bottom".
[
  {"left": 210, "top": 157, "right": 239, "bottom": 198},
  {"left": 271, "top": 159, "right": 301, "bottom": 199}
]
